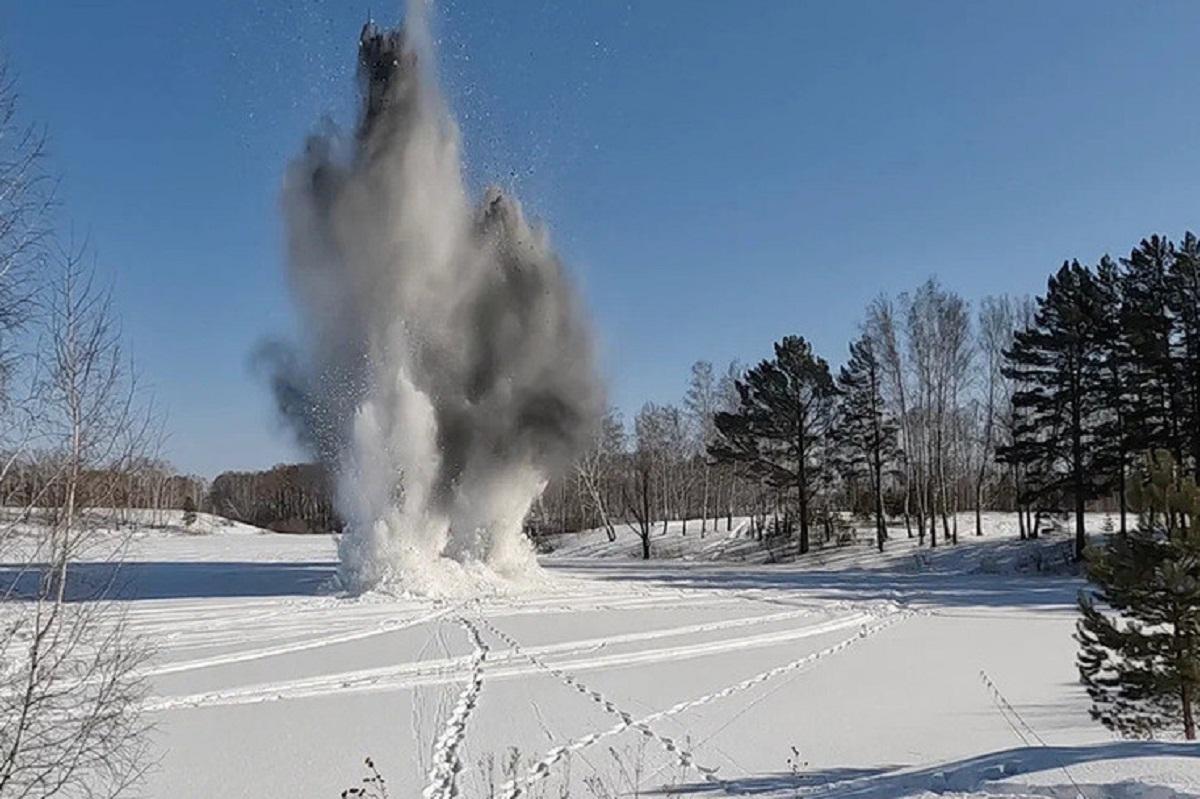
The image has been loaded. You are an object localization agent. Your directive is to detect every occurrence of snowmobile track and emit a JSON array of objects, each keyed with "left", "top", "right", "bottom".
[
  {"left": 144, "top": 606, "right": 870, "bottom": 710},
  {"left": 143, "top": 604, "right": 456, "bottom": 677}
]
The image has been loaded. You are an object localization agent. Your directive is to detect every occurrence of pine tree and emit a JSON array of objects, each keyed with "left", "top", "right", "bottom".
[
  {"left": 710, "top": 336, "right": 837, "bottom": 555},
  {"left": 995, "top": 296, "right": 1039, "bottom": 540},
  {"left": 1095, "top": 256, "right": 1137, "bottom": 535},
  {"left": 999, "top": 261, "right": 1110, "bottom": 559},
  {"left": 1121, "top": 236, "right": 1184, "bottom": 464},
  {"left": 1077, "top": 450, "right": 1200, "bottom": 740},
  {"left": 835, "top": 333, "right": 898, "bottom": 552},
  {"left": 1168, "top": 233, "right": 1200, "bottom": 482}
]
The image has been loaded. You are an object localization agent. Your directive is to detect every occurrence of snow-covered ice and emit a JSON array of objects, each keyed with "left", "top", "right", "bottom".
[{"left": 14, "top": 513, "right": 1197, "bottom": 798}]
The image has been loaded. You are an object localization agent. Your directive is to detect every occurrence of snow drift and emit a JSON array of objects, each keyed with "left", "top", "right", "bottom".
[{"left": 265, "top": 3, "right": 602, "bottom": 595}]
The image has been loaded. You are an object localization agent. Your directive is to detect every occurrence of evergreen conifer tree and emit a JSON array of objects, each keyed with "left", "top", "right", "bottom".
[
  {"left": 1000, "top": 261, "right": 1110, "bottom": 558},
  {"left": 835, "top": 334, "right": 898, "bottom": 551},
  {"left": 1077, "top": 449, "right": 1200, "bottom": 740},
  {"left": 1121, "top": 236, "right": 1184, "bottom": 464},
  {"left": 710, "top": 336, "right": 837, "bottom": 555},
  {"left": 1168, "top": 232, "right": 1200, "bottom": 481},
  {"left": 1096, "top": 255, "right": 1137, "bottom": 534}
]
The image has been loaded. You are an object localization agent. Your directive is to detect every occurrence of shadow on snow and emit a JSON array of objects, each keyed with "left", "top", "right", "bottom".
[
  {"left": 654, "top": 742, "right": 1200, "bottom": 797},
  {"left": 547, "top": 559, "right": 1084, "bottom": 612},
  {"left": 0, "top": 560, "right": 337, "bottom": 601}
]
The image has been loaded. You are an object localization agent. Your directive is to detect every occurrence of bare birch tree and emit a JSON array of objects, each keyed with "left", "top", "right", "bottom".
[
  {"left": 906, "top": 279, "right": 972, "bottom": 546},
  {"left": 973, "top": 296, "right": 1014, "bottom": 535},
  {"left": 684, "top": 360, "right": 718, "bottom": 534},
  {"left": 715, "top": 360, "right": 743, "bottom": 531},
  {"left": 0, "top": 243, "right": 155, "bottom": 799},
  {"left": 0, "top": 64, "right": 152, "bottom": 799},
  {"left": 575, "top": 406, "right": 624, "bottom": 542},
  {"left": 866, "top": 296, "right": 918, "bottom": 538}
]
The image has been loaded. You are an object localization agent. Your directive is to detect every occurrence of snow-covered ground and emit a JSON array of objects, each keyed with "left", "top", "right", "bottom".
[
  {"left": 6, "top": 512, "right": 1197, "bottom": 798},
  {"left": 544, "top": 512, "right": 1091, "bottom": 571}
]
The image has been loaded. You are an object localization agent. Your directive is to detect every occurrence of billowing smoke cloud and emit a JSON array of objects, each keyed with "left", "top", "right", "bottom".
[{"left": 266, "top": 5, "right": 602, "bottom": 595}]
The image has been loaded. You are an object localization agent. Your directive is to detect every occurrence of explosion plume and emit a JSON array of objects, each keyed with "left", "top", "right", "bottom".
[{"left": 267, "top": 5, "right": 602, "bottom": 595}]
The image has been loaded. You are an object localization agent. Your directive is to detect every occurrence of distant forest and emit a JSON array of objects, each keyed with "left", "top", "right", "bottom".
[{"left": 117, "top": 232, "right": 1200, "bottom": 555}]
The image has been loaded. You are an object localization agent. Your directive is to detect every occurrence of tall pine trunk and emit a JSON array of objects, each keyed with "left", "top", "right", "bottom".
[
  {"left": 871, "top": 427, "right": 887, "bottom": 552},
  {"left": 1072, "top": 380, "right": 1087, "bottom": 560},
  {"left": 797, "top": 415, "right": 810, "bottom": 555},
  {"left": 1182, "top": 679, "right": 1196, "bottom": 741}
]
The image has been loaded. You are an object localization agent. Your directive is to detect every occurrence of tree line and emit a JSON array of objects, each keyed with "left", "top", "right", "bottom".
[
  {"left": 534, "top": 231, "right": 1200, "bottom": 562},
  {"left": 211, "top": 231, "right": 1200, "bottom": 562},
  {"left": 0, "top": 456, "right": 205, "bottom": 523},
  {"left": 529, "top": 280, "right": 1023, "bottom": 558},
  {"left": 207, "top": 463, "right": 334, "bottom": 533},
  {"left": 1002, "top": 236, "right": 1200, "bottom": 558}
]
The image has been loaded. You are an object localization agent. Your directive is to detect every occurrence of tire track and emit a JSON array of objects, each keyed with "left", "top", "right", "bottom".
[
  {"left": 142, "top": 604, "right": 456, "bottom": 677},
  {"left": 422, "top": 617, "right": 488, "bottom": 799},
  {"left": 500, "top": 610, "right": 913, "bottom": 799},
  {"left": 146, "top": 608, "right": 864, "bottom": 710}
]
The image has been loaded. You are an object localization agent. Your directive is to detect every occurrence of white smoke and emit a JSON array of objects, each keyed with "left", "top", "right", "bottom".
[{"left": 266, "top": 4, "right": 602, "bottom": 596}]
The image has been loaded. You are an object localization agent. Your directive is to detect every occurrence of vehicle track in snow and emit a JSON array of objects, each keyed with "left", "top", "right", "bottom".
[
  {"left": 500, "top": 609, "right": 914, "bottom": 799},
  {"left": 142, "top": 604, "right": 458, "bottom": 676},
  {"left": 145, "top": 609, "right": 872, "bottom": 710},
  {"left": 140, "top": 590, "right": 764, "bottom": 674}
]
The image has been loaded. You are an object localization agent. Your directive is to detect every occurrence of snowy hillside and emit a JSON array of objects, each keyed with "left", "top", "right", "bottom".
[
  {"left": 8, "top": 512, "right": 1185, "bottom": 798},
  {"left": 0, "top": 507, "right": 268, "bottom": 539}
]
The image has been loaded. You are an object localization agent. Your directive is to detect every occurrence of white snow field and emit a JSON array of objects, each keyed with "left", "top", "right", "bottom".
[{"left": 15, "top": 512, "right": 1200, "bottom": 798}]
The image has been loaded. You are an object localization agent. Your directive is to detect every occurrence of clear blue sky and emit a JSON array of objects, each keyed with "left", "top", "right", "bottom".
[{"left": 3, "top": 1, "right": 1199, "bottom": 476}]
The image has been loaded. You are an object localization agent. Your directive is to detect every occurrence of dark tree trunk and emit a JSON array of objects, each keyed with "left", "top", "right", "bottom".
[
  {"left": 797, "top": 413, "right": 810, "bottom": 556},
  {"left": 641, "top": 470, "right": 652, "bottom": 560},
  {"left": 1183, "top": 678, "right": 1196, "bottom": 741},
  {"left": 797, "top": 489, "right": 809, "bottom": 555},
  {"left": 1118, "top": 453, "right": 1128, "bottom": 536},
  {"left": 872, "top": 449, "right": 886, "bottom": 552},
  {"left": 928, "top": 483, "right": 938, "bottom": 548},
  {"left": 1179, "top": 619, "right": 1196, "bottom": 740},
  {"left": 1072, "top": 385, "right": 1087, "bottom": 560}
]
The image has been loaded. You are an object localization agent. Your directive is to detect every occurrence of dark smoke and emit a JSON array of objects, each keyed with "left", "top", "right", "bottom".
[{"left": 265, "top": 10, "right": 602, "bottom": 594}]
